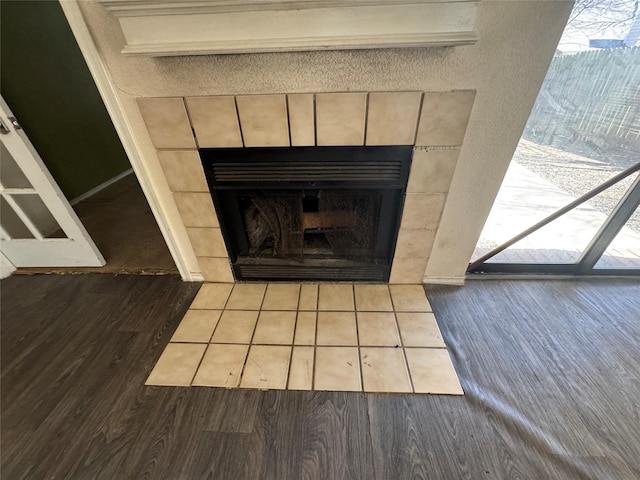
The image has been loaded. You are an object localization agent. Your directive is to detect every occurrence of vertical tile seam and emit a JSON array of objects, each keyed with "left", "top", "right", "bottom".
[
  {"left": 311, "top": 285, "right": 319, "bottom": 390},
  {"left": 363, "top": 92, "right": 370, "bottom": 146},
  {"left": 181, "top": 97, "right": 200, "bottom": 149},
  {"left": 412, "top": 91, "right": 425, "bottom": 146},
  {"left": 352, "top": 283, "right": 365, "bottom": 392},
  {"left": 233, "top": 96, "right": 246, "bottom": 148},
  {"left": 191, "top": 284, "right": 238, "bottom": 387},
  {"left": 285, "top": 94, "right": 293, "bottom": 147},
  {"left": 236, "top": 285, "right": 269, "bottom": 388},
  {"left": 312, "top": 94, "right": 317, "bottom": 147},
  {"left": 286, "top": 284, "right": 303, "bottom": 390},
  {"left": 312, "top": 93, "right": 318, "bottom": 147},
  {"left": 388, "top": 284, "right": 416, "bottom": 393}
]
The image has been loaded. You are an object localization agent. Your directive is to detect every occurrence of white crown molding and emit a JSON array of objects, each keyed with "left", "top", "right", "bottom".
[
  {"left": 98, "top": 0, "right": 474, "bottom": 17},
  {"left": 122, "top": 32, "right": 478, "bottom": 56},
  {"left": 96, "top": 1, "right": 479, "bottom": 56}
]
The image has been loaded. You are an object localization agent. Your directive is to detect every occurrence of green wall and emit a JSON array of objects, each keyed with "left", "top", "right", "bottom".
[{"left": 1, "top": 0, "right": 130, "bottom": 200}]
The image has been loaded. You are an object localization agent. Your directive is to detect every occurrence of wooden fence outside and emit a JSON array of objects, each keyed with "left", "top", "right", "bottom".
[{"left": 523, "top": 47, "right": 640, "bottom": 166}]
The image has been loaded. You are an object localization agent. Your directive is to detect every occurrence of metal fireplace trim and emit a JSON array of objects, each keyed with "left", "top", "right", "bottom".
[{"left": 200, "top": 146, "right": 412, "bottom": 282}]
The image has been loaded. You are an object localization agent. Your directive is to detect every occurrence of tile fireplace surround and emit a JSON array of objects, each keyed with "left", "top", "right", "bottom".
[{"left": 137, "top": 90, "right": 476, "bottom": 284}]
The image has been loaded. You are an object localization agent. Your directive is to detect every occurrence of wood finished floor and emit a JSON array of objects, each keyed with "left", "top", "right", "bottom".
[
  {"left": 14, "top": 173, "right": 177, "bottom": 275},
  {"left": 2, "top": 274, "right": 639, "bottom": 479}
]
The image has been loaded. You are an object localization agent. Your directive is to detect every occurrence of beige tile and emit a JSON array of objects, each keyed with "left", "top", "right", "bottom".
[
  {"left": 192, "top": 344, "right": 249, "bottom": 387},
  {"left": 357, "top": 312, "right": 401, "bottom": 347},
  {"left": 298, "top": 284, "right": 318, "bottom": 310},
  {"left": 226, "top": 284, "right": 267, "bottom": 310},
  {"left": 171, "top": 310, "right": 222, "bottom": 343},
  {"left": 146, "top": 343, "right": 205, "bottom": 386},
  {"left": 288, "top": 346, "right": 314, "bottom": 390},
  {"left": 240, "top": 345, "right": 291, "bottom": 390},
  {"left": 407, "top": 149, "right": 460, "bottom": 194},
  {"left": 397, "top": 312, "right": 445, "bottom": 347},
  {"left": 354, "top": 284, "right": 393, "bottom": 312},
  {"left": 288, "top": 94, "right": 315, "bottom": 146},
  {"left": 252, "top": 311, "right": 297, "bottom": 345},
  {"left": 360, "top": 348, "right": 412, "bottom": 393},
  {"left": 415, "top": 91, "right": 476, "bottom": 146},
  {"left": 262, "top": 284, "right": 301, "bottom": 311},
  {"left": 394, "top": 229, "right": 436, "bottom": 260},
  {"left": 389, "top": 257, "right": 429, "bottom": 284},
  {"left": 137, "top": 97, "right": 196, "bottom": 149},
  {"left": 173, "top": 193, "right": 219, "bottom": 228},
  {"left": 390, "top": 285, "right": 432, "bottom": 312},
  {"left": 185, "top": 96, "right": 242, "bottom": 147},
  {"left": 316, "top": 311, "right": 358, "bottom": 346},
  {"left": 316, "top": 93, "right": 366, "bottom": 146},
  {"left": 405, "top": 348, "right": 463, "bottom": 395},
  {"left": 314, "top": 347, "right": 361, "bottom": 392},
  {"left": 366, "top": 92, "right": 422, "bottom": 146},
  {"left": 318, "top": 284, "right": 354, "bottom": 311},
  {"left": 210, "top": 310, "right": 259, "bottom": 344},
  {"left": 294, "top": 311, "right": 316, "bottom": 345},
  {"left": 186, "top": 228, "right": 227, "bottom": 257},
  {"left": 236, "top": 95, "right": 289, "bottom": 147},
  {"left": 190, "top": 283, "right": 233, "bottom": 309},
  {"left": 158, "top": 150, "right": 208, "bottom": 192},
  {"left": 401, "top": 194, "right": 445, "bottom": 230},
  {"left": 199, "top": 257, "right": 234, "bottom": 283}
]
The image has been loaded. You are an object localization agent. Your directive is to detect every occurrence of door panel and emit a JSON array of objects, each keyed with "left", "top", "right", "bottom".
[{"left": 0, "top": 96, "right": 105, "bottom": 267}]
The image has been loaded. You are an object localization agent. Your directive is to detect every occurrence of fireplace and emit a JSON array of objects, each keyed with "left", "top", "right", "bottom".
[{"left": 201, "top": 146, "right": 412, "bottom": 281}]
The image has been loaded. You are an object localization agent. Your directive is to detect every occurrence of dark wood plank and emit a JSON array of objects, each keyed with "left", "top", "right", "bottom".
[{"left": 2, "top": 275, "right": 640, "bottom": 479}]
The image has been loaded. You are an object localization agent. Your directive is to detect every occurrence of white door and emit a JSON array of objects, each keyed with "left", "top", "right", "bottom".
[{"left": 0, "top": 96, "right": 105, "bottom": 267}]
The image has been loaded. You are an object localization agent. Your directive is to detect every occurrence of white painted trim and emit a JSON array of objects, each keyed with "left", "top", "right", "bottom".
[
  {"left": 422, "top": 275, "right": 465, "bottom": 286},
  {"left": 0, "top": 252, "right": 16, "bottom": 279},
  {"left": 122, "top": 32, "right": 478, "bottom": 57},
  {"left": 190, "top": 272, "right": 206, "bottom": 282},
  {"left": 70, "top": 168, "right": 133, "bottom": 205},
  {"left": 59, "top": 0, "right": 194, "bottom": 281},
  {"left": 99, "top": 0, "right": 478, "bottom": 17},
  {"left": 101, "top": 1, "right": 478, "bottom": 56}
]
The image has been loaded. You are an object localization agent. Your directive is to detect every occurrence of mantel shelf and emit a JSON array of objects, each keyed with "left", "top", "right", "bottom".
[{"left": 96, "top": 0, "right": 479, "bottom": 56}]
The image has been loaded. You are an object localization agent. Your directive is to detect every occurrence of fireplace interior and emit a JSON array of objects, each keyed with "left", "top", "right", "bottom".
[{"left": 201, "top": 146, "right": 412, "bottom": 281}]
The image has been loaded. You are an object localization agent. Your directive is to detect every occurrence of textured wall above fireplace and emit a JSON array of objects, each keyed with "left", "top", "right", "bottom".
[{"left": 138, "top": 90, "right": 475, "bottom": 283}]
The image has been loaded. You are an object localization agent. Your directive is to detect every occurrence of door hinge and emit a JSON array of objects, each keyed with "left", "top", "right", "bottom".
[
  {"left": 0, "top": 118, "right": 9, "bottom": 134},
  {"left": 0, "top": 117, "right": 20, "bottom": 134}
]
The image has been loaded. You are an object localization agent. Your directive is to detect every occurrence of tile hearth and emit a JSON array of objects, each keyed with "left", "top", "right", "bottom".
[{"left": 147, "top": 283, "right": 463, "bottom": 395}]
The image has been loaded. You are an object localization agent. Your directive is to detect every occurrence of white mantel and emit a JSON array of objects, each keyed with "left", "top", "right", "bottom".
[{"left": 95, "top": 0, "right": 479, "bottom": 56}]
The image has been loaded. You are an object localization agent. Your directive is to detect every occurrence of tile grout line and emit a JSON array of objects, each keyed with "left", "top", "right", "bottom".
[
  {"left": 352, "top": 283, "right": 365, "bottom": 393},
  {"left": 285, "top": 285, "right": 303, "bottom": 390},
  {"left": 311, "top": 285, "right": 319, "bottom": 391},
  {"left": 235, "top": 285, "right": 268, "bottom": 388},
  {"left": 207, "top": 285, "right": 234, "bottom": 342},
  {"left": 389, "top": 285, "right": 417, "bottom": 394},
  {"left": 190, "top": 285, "right": 234, "bottom": 387},
  {"left": 166, "top": 340, "right": 445, "bottom": 349}
]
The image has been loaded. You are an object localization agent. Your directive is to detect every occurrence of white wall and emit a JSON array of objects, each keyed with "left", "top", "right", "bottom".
[{"left": 75, "top": 0, "right": 573, "bottom": 283}]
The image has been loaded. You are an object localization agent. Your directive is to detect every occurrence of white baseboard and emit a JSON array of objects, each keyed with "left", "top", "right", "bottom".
[
  {"left": 422, "top": 275, "right": 466, "bottom": 286},
  {"left": 70, "top": 168, "right": 133, "bottom": 205}
]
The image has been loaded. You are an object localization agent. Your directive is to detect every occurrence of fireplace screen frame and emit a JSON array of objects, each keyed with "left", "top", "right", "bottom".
[{"left": 200, "top": 146, "right": 412, "bottom": 282}]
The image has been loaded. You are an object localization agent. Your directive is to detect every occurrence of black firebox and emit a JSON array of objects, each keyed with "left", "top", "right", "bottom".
[{"left": 200, "top": 146, "right": 412, "bottom": 282}]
